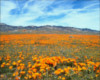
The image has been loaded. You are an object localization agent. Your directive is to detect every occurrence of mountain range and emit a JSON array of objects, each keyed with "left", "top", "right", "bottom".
[{"left": 0, "top": 23, "right": 99, "bottom": 34}]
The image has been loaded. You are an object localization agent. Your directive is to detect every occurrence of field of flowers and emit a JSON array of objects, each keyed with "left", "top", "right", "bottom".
[{"left": 0, "top": 34, "right": 100, "bottom": 80}]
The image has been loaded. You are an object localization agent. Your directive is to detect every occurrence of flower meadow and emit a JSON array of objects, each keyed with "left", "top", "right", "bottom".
[{"left": 0, "top": 34, "right": 100, "bottom": 80}]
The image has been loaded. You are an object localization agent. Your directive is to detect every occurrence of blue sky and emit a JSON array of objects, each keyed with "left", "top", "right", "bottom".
[{"left": 1, "top": 0, "right": 100, "bottom": 30}]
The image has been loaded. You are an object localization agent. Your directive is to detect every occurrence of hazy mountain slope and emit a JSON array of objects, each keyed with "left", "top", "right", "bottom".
[{"left": 0, "top": 23, "right": 99, "bottom": 34}]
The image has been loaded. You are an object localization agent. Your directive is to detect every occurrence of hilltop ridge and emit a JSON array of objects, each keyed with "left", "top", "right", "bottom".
[{"left": 0, "top": 23, "right": 99, "bottom": 34}]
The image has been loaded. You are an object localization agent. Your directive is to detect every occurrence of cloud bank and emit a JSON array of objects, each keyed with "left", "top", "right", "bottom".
[{"left": 1, "top": 0, "right": 100, "bottom": 30}]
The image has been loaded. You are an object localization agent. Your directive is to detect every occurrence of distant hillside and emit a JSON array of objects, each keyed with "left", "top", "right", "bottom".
[{"left": 0, "top": 23, "right": 99, "bottom": 34}]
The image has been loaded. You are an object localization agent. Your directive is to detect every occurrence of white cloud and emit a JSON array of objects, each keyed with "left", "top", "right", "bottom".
[
  {"left": 1, "top": 0, "right": 100, "bottom": 30},
  {"left": 41, "top": 2, "right": 100, "bottom": 30},
  {"left": 1, "top": 1, "right": 16, "bottom": 23},
  {"left": 61, "top": 10, "right": 99, "bottom": 29},
  {"left": 6, "top": 0, "right": 55, "bottom": 26}
]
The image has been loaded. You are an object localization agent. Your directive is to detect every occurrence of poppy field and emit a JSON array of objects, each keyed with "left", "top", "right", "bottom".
[{"left": 0, "top": 34, "right": 100, "bottom": 80}]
